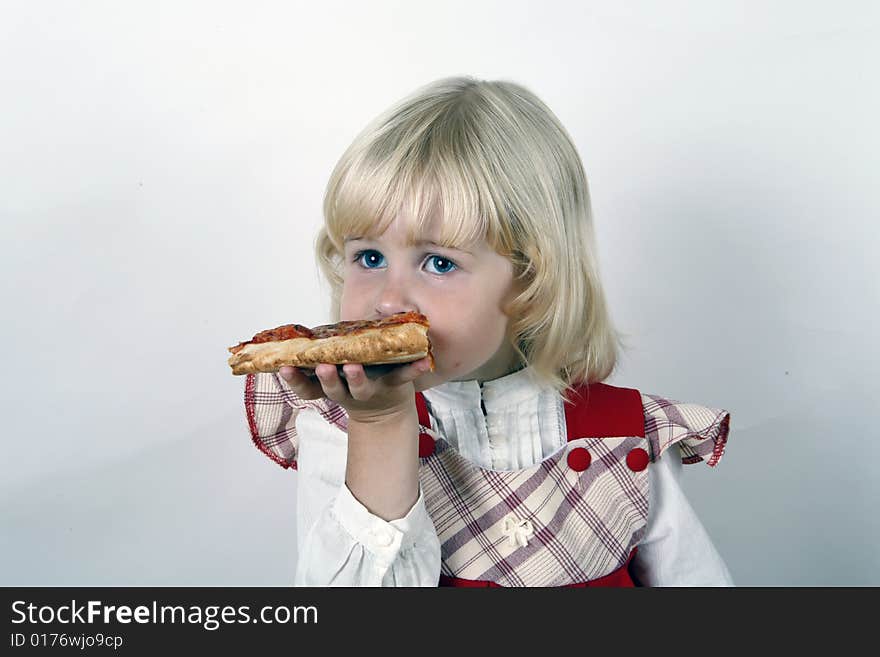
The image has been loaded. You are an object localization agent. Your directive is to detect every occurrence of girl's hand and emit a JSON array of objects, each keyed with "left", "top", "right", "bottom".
[{"left": 277, "top": 358, "right": 431, "bottom": 423}]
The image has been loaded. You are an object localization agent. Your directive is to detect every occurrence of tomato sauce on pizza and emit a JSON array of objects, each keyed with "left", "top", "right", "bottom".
[{"left": 228, "top": 311, "right": 428, "bottom": 355}]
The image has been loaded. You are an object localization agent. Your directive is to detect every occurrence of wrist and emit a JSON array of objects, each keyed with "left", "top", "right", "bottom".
[{"left": 347, "top": 403, "right": 417, "bottom": 427}]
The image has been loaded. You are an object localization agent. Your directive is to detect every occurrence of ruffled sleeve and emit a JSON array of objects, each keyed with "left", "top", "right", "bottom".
[
  {"left": 641, "top": 394, "right": 731, "bottom": 467},
  {"left": 243, "top": 372, "right": 349, "bottom": 470}
]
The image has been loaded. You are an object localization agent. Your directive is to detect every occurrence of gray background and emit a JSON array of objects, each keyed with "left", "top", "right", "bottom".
[{"left": 2, "top": 0, "right": 877, "bottom": 585}]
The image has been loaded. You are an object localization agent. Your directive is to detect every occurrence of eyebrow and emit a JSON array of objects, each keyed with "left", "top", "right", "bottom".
[{"left": 344, "top": 236, "right": 473, "bottom": 255}]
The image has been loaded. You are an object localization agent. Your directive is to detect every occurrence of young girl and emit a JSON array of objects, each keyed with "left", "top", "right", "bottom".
[{"left": 242, "top": 76, "right": 733, "bottom": 586}]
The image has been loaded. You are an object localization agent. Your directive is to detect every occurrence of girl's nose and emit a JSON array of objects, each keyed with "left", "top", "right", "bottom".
[{"left": 375, "top": 275, "right": 419, "bottom": 317}]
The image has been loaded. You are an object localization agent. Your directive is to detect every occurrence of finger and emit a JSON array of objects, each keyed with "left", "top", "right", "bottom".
[
  {"left": 303, "top": 364, "right": 347, "bottom": 379},
  {"left": 278, "top": 366, "right": 325, "bottom": 400},
  {"left": 342, "top": 363, "right": 373, "bottom": 401},
  {"left": 315, "top": 363, "right": 351, "bottom": 401},
  {"left": 384, "top": 357, "right": 432, "bottom": 386}
]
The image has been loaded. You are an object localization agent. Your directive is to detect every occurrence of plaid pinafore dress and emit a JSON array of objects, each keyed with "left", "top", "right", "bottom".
[
  {"left": 243, "top": 375, "right": 730, "bottom": 587},
  {"left": 417, "top": 382, "right": 652, "bottom": 587}
]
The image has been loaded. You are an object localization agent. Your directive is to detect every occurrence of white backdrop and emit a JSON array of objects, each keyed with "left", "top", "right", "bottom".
[{"left": 1, "top": 0, "right": 877, "bottom": 585}]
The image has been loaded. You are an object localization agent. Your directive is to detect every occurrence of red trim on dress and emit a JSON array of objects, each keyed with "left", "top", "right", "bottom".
[
  {"left": 707, "top": 411, "right": 730, "bottom": 467},
  {"left": 438, "top": 548, "right": 639, "bottom": 588},
  {"left": 244, "top": 373, "right": 298, "bottom": 470},
  {"left": 562, "top": 382, "right": 645, "bottom": 439}
]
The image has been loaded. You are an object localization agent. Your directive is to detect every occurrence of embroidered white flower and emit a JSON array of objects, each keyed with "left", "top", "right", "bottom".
[{"left": 502, "top": 513, "right": 534, "bottom": 548}]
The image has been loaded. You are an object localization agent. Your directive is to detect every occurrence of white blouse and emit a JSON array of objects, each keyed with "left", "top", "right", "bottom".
[{"left": 292, "top": 366, "right": 734, "bottom": 586}]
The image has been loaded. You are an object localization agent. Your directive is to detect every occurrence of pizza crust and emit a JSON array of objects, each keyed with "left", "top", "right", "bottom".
[{"left": 228, "top": 321, "right": 431, "bottom": 375}]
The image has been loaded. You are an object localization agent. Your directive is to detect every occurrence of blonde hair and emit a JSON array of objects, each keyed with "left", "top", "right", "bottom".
[{"left": 314, "top": 76, "right": 629, "bottom": 403}]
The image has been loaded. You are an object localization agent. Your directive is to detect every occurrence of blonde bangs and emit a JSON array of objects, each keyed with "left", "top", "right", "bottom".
[{"left": 322, "top": 97, "right": 515, "bottom": 258}]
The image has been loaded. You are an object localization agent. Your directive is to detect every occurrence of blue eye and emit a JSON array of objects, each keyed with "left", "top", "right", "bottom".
[
  {"left": 425, "top": 255, "right": 457, "bottom": 274},
  {"left": 353, "top": 249, "right": 385, "bottom": 269}
]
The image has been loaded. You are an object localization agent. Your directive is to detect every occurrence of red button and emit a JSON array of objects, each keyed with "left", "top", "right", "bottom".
[
  {"left": 418, "top": 433, "right": 435, "bottom": 458},
  {"left": 626, "top": 448, "right": 650, "bottom": 472},
  {"left": 567, "top": 447, "right": 591, "bottom": 471}
]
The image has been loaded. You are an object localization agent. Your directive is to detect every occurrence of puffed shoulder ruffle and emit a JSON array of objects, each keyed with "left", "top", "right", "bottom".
[
  {"left": 641, "top": 393, "right": 731, "bottom": 467},
  {"left": 243, "top": 372, "right": 347, "bottom": 470}
]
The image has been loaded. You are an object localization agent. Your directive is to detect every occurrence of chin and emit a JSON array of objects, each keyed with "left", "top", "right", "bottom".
[
  {"left": 415, "top": 366, "right": 451, "bottom": 390},
  {"left": 414, "top": 375, "right": 437, "bottom": 393}
]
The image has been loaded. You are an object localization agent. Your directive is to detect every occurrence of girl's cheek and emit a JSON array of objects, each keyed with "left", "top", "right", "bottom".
[
  {"left": 340, "top": 280, "right": 376, "bottom": 316},
  {"left": 342, "top": 283, "right": 369, "bottom": 306},
  {"left": 340, "top": 274, "right": 365, "bottom": 294}
]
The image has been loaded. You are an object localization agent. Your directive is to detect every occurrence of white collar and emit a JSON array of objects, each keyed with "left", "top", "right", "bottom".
[
  {"left": 419, "top": 365, "right": 567, "bottom": 470},
  {"left": 422, "top": 365, "right": 552, "bottom": 415}
]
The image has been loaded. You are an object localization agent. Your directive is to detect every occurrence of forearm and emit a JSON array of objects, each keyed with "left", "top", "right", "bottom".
[{"left": 345, "top": 406, "right": 420, "bottom": 521}]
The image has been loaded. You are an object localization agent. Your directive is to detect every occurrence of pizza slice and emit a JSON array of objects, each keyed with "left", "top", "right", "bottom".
[{"left": 227, "top": 311, "right": 434, "bottom": 376}]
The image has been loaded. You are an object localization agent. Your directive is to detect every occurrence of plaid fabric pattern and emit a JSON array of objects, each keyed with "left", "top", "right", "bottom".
[
  {"left": 642, "top": 393, "right": 730, "bottom": 467},
  {"left": 419, "top": 434, "right": 650, "bottom": 586}
]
